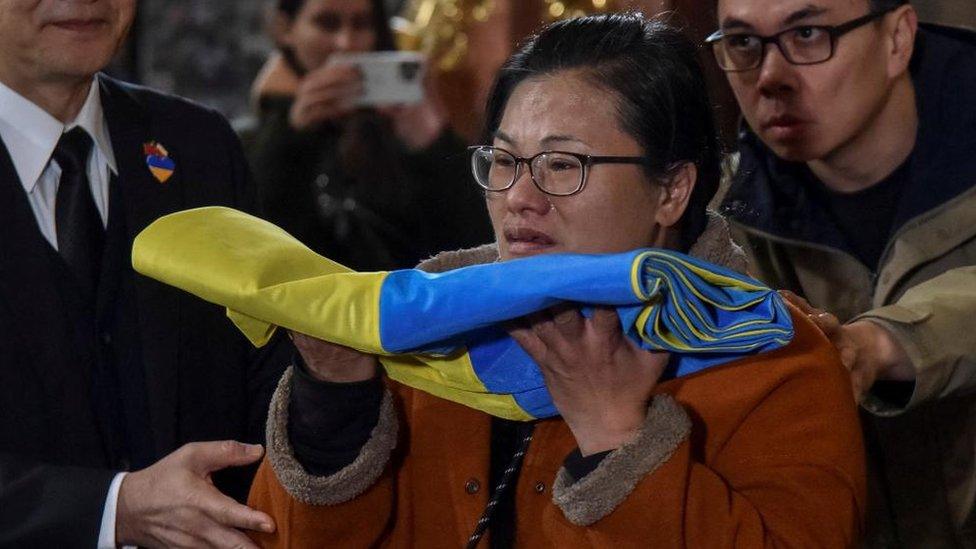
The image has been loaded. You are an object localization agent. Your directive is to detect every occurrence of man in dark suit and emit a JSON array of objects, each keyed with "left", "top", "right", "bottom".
[{"left": 0, "top": 1, "right": 291, "bottom": 546}]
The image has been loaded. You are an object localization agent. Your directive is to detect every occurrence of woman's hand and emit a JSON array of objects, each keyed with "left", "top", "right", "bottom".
[
  {"left": 509, "top": 305, "right": 669, "bottom": 455},
  {"left": 290, "top": 331, "right": 378, "bottom": 383},
  {"left": 289, "top": 64, "right": 363, "bottom": 131},
  {"left": 376, "top": 69, "right": 448, "bottom": 152}
]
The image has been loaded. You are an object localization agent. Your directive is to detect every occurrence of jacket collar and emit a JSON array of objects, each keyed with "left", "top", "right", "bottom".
[
  {"left": 0, "top": 77, "right": 117, "bottom": 195},
  {"left": 724, "top": 25, "right": 976, "bottom": 246},
  {"left": 98, "top": 73, "right": 187, "bottom": 235},
  {"left": 418, "top": 213, "right": 748, "bottom": 274}
]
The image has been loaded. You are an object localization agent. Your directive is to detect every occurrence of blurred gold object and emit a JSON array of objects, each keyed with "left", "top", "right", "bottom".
[
  {"left": 393, "top": 0, "right": 617, "bottom": 71},
  {"left": 542, "top": 0, "right": 616, "bottom": 21},
  {"left": 392, "top": 0, "right": 496, "bottom": 71}
]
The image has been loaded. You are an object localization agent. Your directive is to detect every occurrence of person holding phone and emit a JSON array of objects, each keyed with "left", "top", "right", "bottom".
[{"left": 243, "top": 0, "right": 492, "bottom": 271}]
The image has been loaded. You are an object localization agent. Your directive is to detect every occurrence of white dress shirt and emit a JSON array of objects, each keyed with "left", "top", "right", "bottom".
[
  {"left": 0, "top": 78, "right": 127, "bottom": 548},
  {"left": 0, "top": 78, "right": 116, "bottom": 245}
]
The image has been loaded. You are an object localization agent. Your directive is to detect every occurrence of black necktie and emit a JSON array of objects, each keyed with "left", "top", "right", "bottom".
[{"left": 54, "top": 127, "right": 104, "bottom": 302}]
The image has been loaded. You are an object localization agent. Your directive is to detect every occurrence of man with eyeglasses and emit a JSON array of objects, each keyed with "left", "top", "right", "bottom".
[{"left": 711, "top": 0, "right": 976, "bottom": 545}]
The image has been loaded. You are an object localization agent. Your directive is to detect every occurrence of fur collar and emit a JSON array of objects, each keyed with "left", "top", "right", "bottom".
[{"left": 417, "top": 211, "right": 747, "bottom": 274}]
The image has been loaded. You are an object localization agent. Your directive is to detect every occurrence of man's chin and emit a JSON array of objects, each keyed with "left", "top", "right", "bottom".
[
  {"left": 42, "top": 37, "right": 120, "bottom": 76},
  {"left": 763, "top": 139, "right": 823, "bottom": 163},
  {"left": 46, "top": 54, "right": 115, "bottom": 81}
]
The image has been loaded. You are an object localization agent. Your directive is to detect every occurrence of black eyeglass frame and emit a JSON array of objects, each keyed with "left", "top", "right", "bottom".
[
  {"left": 705, "top": 9, "right": 893, "bottom": 72},
  {"left": 468, "top": 145, "right": 652, "bottom": 197}
]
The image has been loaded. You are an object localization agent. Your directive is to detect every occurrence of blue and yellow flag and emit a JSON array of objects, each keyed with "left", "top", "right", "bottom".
[{"left": 133, "top": 207, "right": 793, "bottom": 421}]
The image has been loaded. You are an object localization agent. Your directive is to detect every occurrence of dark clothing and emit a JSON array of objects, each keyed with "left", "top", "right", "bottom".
[
  {"left": 243, "top": 95, "right": 492, "bottom": 271},
  {"left": 487, "top": 417, "right": 528, "bottom": 549},
  {"left": 810, "top": 159, "right": 910, "bottom": 271},
  {"left": 723, "top": 25, "right": 976, "bottom": 548},
  {"left": 0, "top": 75, "right": 292, "bottom": 545},
  {"left": 288, "top": 359, "right": 383, "bottom": 477}
]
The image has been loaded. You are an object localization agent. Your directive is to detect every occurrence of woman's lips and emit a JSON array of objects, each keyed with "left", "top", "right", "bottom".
[{"left": 504, "top": 227, "right": 556, "bottom": 256}]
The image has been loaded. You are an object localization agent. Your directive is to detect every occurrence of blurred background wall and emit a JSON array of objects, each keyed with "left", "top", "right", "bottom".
[
  {"left": 135, "top": 1, "right": 273, "bottom": 119},
  {"left": 117, "top": 0, "right": 976, "bottom": 140},
  {"left": 914, "top": 0, "right": 976, "bottom": 31}
]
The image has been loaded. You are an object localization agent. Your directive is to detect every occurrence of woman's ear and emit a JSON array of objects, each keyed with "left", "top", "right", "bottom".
[{"left": 653, "top": 162, "right": 696, "bottom": 229}]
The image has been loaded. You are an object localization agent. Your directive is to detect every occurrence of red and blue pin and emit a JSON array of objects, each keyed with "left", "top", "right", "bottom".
[{"left": 143, "top": 141, "right": 175, "bottom": 183}]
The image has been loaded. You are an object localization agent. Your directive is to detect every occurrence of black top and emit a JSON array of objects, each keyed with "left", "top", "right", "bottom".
[
  {"left": 809, "top": 159, "right": 910, "bottom": 271},
  {"left": 288, "top": 359, "right": 384, "bottom": 476},
  {"left": 242, "top": 96, "right": 493, "bottom": 271}
]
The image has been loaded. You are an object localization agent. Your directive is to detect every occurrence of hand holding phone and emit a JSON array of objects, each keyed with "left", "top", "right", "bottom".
[
  {"left": 289, "top": 63, "right": 364, "bottom": 131},
  {"left": 325, "top": 51, "right": 426, "bottom": 107}
]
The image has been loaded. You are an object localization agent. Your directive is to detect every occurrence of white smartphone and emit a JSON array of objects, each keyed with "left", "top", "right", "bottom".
[{"left": 326, "top": 51, "right": 426, "bottom": 107}]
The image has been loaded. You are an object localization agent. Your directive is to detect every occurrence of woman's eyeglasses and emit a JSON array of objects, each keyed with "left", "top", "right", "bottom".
[
  {"left": 468, "top": 145, "right": 651, "bottom": 197},
  {"left": 705, "top": 9, "right": 892, "bottom": 72}
]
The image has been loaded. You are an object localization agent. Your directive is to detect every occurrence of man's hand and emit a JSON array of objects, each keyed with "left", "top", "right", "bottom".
[
  {"left": 116, "top": 441, "right": 275, "bottom": 548},
  {"left": 290, "top": 331, "right": 378, "bottom": 383},
  {"left": 780, "top": 291, "right": 914, "bottom": 401}
]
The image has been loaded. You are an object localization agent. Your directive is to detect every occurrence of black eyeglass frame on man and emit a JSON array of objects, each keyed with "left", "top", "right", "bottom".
[
  {"left": 705, "top": 8, "right": 895, "bottom": 72},
  {"left": 468, "top": 145, "right": 654, "bottom": 197}
]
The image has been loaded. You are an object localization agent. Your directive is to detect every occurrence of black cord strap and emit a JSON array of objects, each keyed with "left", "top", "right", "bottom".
[{"left": 466, "top": 428, "right": 535, "bottom": 548}]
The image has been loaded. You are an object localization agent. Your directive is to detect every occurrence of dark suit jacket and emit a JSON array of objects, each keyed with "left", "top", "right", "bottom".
[{"left": 0, "top": 75, "right": 291, "bottom": 546}]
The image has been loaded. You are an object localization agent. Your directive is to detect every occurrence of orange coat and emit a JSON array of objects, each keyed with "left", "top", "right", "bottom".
[{"left": 248, "top": 306, "right": 866, "bottom": 548}]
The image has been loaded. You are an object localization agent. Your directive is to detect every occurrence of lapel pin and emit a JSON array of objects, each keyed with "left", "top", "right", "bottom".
[{"left": 143, "top": 141, "right": 175, "bottom": 183}]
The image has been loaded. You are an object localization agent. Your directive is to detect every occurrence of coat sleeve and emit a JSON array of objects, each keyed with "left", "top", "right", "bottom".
[
  {"left": 855, "top": 266, "right": 976, "bottom": 415},
  {"left": 547, "top": 318, "right": 866, "bottom": 548},
  {"left": 0, "top": 452, "right": 117, "bottom": 546},
  {"left": 247, "top": 368, "right": 400, "bottom": 547}
]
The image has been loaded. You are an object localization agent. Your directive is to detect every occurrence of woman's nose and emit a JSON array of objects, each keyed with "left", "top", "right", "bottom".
[
  {"left": 504, "top": 168, "right": 552, "bottom": 215},
  {"left": 334, "top": 26, "right": 355, "bottom": 52}
]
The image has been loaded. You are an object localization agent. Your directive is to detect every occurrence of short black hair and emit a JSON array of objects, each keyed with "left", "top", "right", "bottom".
[
  {"left": 710, "top": 0, "right": 909, "bottom": 17},
  {"left": 484, "top": 13, "right": 722, "bottom": 251},
  {"left": 870, "top": 0, "right": 909, "bottom": 12}
]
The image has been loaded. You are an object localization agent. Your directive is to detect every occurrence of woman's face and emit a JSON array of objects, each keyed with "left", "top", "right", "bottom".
[
  {"left": 488, "top": 71, "right": 666, "bottom": 261},
  {"left": 279, "top": 0, "right": 377, "bottom": 72}
]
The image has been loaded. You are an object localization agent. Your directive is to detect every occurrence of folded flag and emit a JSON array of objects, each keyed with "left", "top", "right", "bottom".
[{"left": 133, "top": 207, "right": 793, "bottom": 420}]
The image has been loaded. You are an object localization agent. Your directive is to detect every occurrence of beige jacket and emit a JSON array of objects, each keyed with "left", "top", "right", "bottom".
[{"left": 732, "top": 189, "right": 976, "bottom": 548}]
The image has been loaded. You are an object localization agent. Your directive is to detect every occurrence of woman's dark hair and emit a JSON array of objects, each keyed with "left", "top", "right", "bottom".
[
  {"left": 484, "top": 13, "right": 722, "bottom": 252},
  {"left": 276, "top": 0, "right": 396, "bottom": 74}
]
